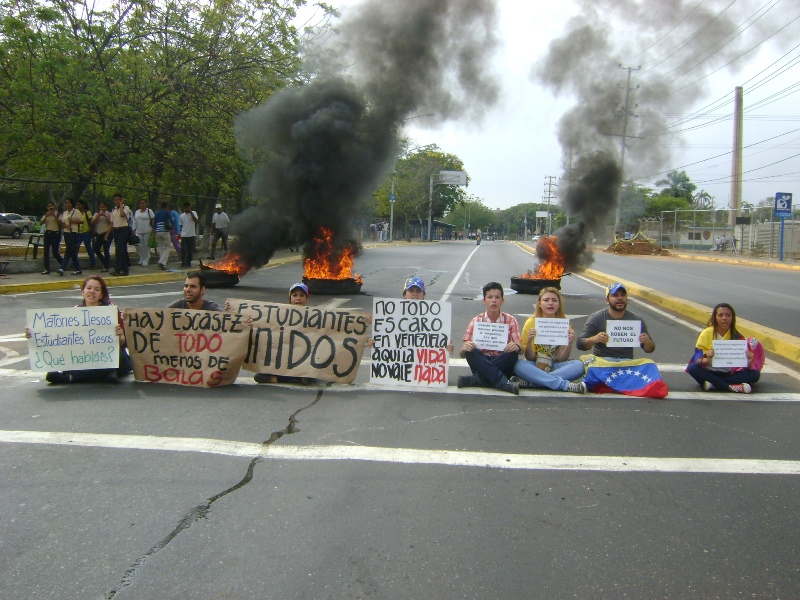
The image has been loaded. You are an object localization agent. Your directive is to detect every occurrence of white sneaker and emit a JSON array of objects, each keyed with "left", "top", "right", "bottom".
[
  {"left": 702, "top": 381, "right": 713, "bottom": 391},
  {"left": 567, "top": 381, "right": 586, "bottom": 394}
]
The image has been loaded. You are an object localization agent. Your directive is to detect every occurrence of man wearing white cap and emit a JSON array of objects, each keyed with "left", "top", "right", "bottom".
[
  {"left": 210, "top": 203, "right": 230, "bottom": 260},
  {"left": 576, "top": 282, "right": 655, "bottom": 359}
]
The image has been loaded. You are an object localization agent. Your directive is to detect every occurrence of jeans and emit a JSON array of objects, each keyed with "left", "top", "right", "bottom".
[
  {"left": 181, "top": 236, "right": 195, "bottom": 266},
  {"left": 78, "top": 231, "right": 96, "bottom": 267},
  {"left": 60, "top": 232, "right": 82, "bottom": 272},
  {"left": 93, "top": 233, "right": 111, "bottom": 269},
  {"left": 464, "top": 348, "right": 518, "bottom": 388},
  {"left": 112, "top": 227, "right": 130, "bottom": 274},
  {"left": 514, "top": 359, "right": 585, "bottom": 391},
  {"left": 685, "top": 363, "right": 760, "bottom": 390},
  {"left": 211, "top": 229, "right": 228, "bottom": 259},
  {"left": 43, "top": 230, "right": 63, "bottom": 272}
]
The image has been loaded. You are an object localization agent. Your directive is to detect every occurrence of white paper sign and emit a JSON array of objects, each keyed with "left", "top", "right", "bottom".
[
  {"left": 712, "top": 340, "right": 748, "bottom": 368},
  {"left": 473, "top": 321, "right": 510, "bottom": 352},
  {"left": 27, "top": 306, "right": 119, "bottom": 371},
  {"left": 534, "top": 318, "right": 569, "bottom": 346},
  {"left": 606, "top": 320, "right": 641, "bottom": 347},
  {"left": 370, "top": 298, "right": 451, "bottom": 387}
]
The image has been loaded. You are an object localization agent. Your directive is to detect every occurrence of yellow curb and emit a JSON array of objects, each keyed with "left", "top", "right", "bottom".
[
  {"left": 0, "top": 271, "right": 187, "bottom": 294},
  {"left": 668, "top": 251, "right": 800, "bottom": 271}
]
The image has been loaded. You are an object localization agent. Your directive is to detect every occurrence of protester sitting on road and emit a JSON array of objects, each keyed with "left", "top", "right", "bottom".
[
  {"left": 26, "top": 275, "right": 132, "bottom": 384},
  {"left": 576, "top": 282, "right": 668, "bottom": 398},
  {"left": 510, "top": 287, "right": 586, "bottom": 393},
  {"left": 40, "top": 201, "right": 63, "bottom": 275},
  {"left": 254, "top": 283, "right": 311, "bottom": 384},
  {"left": 457, "top": 281, "right": 521, "bottom": 394},
  {"left": 685, "top": 303, "right": 764, "bottom": 394},
  {"left": 576, "top": 282, "right": 655, "bottom": 359},
  {"left": 167, "top": 271, "right": 222, "bottom": 311}
]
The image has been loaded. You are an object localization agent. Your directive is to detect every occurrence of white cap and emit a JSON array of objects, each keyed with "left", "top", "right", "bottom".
[{"left": 215, "top": 203, "right": 222, "bottom": 209}]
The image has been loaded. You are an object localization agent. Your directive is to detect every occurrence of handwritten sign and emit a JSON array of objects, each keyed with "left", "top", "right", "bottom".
[
  {"left": 712, "top": 340, "right": 748, "bottom": 368},
  {"left": 228, "top": 299, "right": 370, "bottom": 384},
  {"left": 606, "top": 320, "right": 641, "bottom": 347},
  {"left": 370, "top": 298, "right": 452, "bottom": 387},
  {"left": 27, "top": 306, "right": 119, "bottom": 371},
  {"left": 473, "top": 321, "right": 510, "bottom": 352},
  {"left": 533, "top": 318, "right": 569, "bottom": 346},
  {"left": 124, "top": 308, "right": 249, "bottom": 387}
]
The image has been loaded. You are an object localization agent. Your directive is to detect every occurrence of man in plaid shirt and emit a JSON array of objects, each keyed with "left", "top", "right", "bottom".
[{"left": 458, "top": 281, "right": 522, "bottom": 394}]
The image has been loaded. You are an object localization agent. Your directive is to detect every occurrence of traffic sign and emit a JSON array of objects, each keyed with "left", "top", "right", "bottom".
[
  {"left": 774, "top": 192, "right": 792, "bottom": 218},
  {"left": 390, "top": 193, "right": 396, "bottom": 203}
]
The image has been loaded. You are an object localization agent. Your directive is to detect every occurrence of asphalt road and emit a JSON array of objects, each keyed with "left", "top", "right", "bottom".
[{"left": 1, "top": 240, "right": 799, "bottom": 599}]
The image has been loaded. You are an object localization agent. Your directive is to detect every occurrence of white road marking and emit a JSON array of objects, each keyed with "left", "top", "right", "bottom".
[
  {"left": 1, "top": 430, "right": 798, "bottom": 475},
  {"left": 316, "top": 298, "right": 350, "bottom": 309},
  {"left": 439, "top": 245, "right": 482, "bottom": 303},
  {"left": 0, "top": 335, "right": 27, "bottom": 342}
]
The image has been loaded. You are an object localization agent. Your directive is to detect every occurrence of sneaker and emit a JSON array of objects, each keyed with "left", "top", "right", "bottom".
[
  {"left": 728, "top": 383, "right": 751, "bottom": 394},
  {"left": 456, "top": 375, "right": 473, "bottom": 388},
  {"left": 702, "top": 381, "right": 714, "bottom": 391},
  {"left": 567, "top": 381, "right": 587, "bottom": 394},
  {"left": 502, "top": 380, "right": 520, "bottom": 395},
  {"left": 41, "top": 270, "right": 50, "bottom": 275},
  {"left": 254, "top": 373, "right": 278, "bottom": 384},
  {"left": 159, "top": 263, "right": 167, "bottom": 270},
  {"left": 100, "top": 268, "right": 107, "bottom": 272},
  {"left": 57, "top": 269, "right": 64, "bottom": 276},
  {"left": 509, "top": 375, "right": 534, "bottom": 389},
  {"left": 45, "top": 371, "right": 71, "bottom": 384},
  {"left": 71, "top": 270, "right": 82, "bottom": 275}
]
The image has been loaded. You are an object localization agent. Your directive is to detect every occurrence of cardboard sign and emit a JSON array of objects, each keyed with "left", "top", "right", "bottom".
[
  {"left": 712, "top": 340, "right": 748, "bottom": 368},
  {"left": 606, "top": 320, "right": 641, "bottom": 347},
  {"left": 370, "top": 298, "right": 452, "bottom": 387},
  {"left": 27, "top": 306, "right": 120, "bottom": 371},
  {"left": 228, "top": 299, "right": 369, "bottom": 384},
  {"left": 533, "top": 318, "right": 569, "bottom": 346},
  {"left": 473, "top": 321, "right": 510, "bottom": 351},
  {"left": 124, "top": 308, "right": 250, "bottom": 387}
]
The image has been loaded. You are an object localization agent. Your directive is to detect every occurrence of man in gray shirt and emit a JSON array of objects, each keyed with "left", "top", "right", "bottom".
[
  {"left": 576, "top": 282, "right": 655, "bottom": 359},
  {"left": 167, "top": 271, "right": 222, "bottom": 311}
]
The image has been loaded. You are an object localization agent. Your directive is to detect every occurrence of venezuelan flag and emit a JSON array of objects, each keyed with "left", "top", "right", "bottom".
[{"left": 581, "top": 355, "right": 669, "bottom": 399}]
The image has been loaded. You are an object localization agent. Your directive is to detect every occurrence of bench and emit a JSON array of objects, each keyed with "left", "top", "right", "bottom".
[{"left": 25, "top": 233, "right": 43, "bottom": 260}]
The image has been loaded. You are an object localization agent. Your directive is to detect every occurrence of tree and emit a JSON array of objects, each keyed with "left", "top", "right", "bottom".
[
  {"left": 0, "top": 0, "right": 307, "bottom": 204},
  {"left": 619, "top": 181, "right": 653, "bottom": 231},
  {"left": 645, "top": 194, "right": 692, "bottom": 218},
  {"left": 692, "top": 189, "right": 715, "bottom": 209},
  {"left": 655, "top": 170, "right": 696, "bottom": 200},
  {"left": 372, "top": 143, "right": 467, "bottom": 236},
  {"left": 443, "top": 194, "right": 494, "bottom": 233}
]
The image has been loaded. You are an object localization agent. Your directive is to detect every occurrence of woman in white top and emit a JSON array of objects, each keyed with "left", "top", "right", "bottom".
[
  {"left": 132, "top": 198, "right": 155, "bottom": 266},
  {"left": 59, "top": 197, "right": 83, "bottom": 275}
]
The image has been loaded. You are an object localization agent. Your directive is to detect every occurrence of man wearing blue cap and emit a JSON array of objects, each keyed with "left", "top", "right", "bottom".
[
  {"left": 576, "top": 282, "right": 655, "bottom": 359},
  {"left": 403, "top": 276, "right": 426, "bottom": 299}
]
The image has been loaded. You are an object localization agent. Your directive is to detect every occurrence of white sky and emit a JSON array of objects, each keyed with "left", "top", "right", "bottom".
[{"left": 315, "top": 0, "right": 799, "bottom": 211}]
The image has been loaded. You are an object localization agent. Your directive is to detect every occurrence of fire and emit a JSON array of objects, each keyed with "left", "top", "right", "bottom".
[
  {"left": 209, "top": 252, "right": 250, "bottom": 275},
  {"left": 303, "top": 227, "right": 363, "bottom": 283},
  {"left": 518, "top": 236, "right": 566, "bottom": 280}
]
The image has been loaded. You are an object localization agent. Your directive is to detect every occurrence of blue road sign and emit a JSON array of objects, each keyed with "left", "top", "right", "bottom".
[
  {"left": 774, "top": 192, "right": 792, "bottom": 218},
  {"left": 390, "top": 193, "right": 396, "bottom": 203}
]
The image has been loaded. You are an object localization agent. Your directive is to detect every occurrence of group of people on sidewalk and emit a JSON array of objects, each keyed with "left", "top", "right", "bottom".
[
  {"left": 457, "top": 280, "right": 763, "bottom": 396},
  {"left": 38, "top": 195, "right": 231, "bottom": 276}
]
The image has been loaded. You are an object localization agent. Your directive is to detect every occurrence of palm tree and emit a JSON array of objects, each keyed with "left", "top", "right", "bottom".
[
  {"left": 692, "top": 190, "right": 714, "bottom": 209},
  {"left": 656, "top": 170, "right": 697, "bottom": 200}
]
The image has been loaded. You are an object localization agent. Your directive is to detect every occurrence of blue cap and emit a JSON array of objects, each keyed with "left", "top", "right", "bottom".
[
  {"left": 607, "top": 282, "right": 627, "bottom": 296},
  {"left": 289, "top": 282, "right": 309, "bottom": 296},
  {"left": 404, "top": 276, "right": 425, "bottom": 292}
]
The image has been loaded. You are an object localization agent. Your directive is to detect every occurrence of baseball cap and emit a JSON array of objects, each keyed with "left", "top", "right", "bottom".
[
  {"left": 289, "top": 282, "right": 309, "bottom": 296},
  {"left": 214, "top": 203, "right": 222, "bottom": 209},
  {"left": 607, "top": 282, "right": 627, "bottom": 296},
  {"left": 404, "top": 276, "right": 425, "bottom": 292}
]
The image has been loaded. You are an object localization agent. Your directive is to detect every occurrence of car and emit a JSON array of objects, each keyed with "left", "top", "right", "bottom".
[
  {"left": 0, "top": 213, "right": 35, "bottom": 233},
  {"left": 22, "top": 215, "right": 42, "bottom": 233},
  {"left": 0, "top": 215, "right": 23, "bottom": 238},
  {"left": 531, "top": 235, "right": 542, "bottom": 243}
]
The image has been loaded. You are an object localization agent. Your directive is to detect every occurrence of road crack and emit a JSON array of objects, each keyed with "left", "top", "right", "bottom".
[{"left": 103, "top": 389, "right": 325, "bottom": 599}]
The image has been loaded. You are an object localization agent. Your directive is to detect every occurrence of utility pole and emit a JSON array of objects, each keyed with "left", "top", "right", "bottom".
[
  {"left": 614, "top": 65, "right": 641, "bottom": 232},
  {"left": 564, "top": 145, "right": 575, "bottom": 225},
  {"left": 729, "top": 86, "right": 744, "bottom": 229},
  {"left": 543, "top": 175, "right": 557, "bottom": 235}
]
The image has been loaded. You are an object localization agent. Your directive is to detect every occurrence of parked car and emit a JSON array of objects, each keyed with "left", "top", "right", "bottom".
[
  {"left": 0, "top": 213, "right": 35, "bottom": 233},
  {"left": 531, "top": 235, "right": 542, "bottom": 244},
  {"left": 0, "top": 215, "right": 23, "bottom": 238},
  {"left": 22, "top": 216, "right": 42, "bottom": 233}
]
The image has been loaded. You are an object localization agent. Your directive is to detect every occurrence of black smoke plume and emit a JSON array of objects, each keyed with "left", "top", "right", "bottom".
[
  {"left": 534, "top": 0, "right": 786, "bottom": 269},
  {"left": 229, "top": 0, "right": 499, "bottom": 272}
]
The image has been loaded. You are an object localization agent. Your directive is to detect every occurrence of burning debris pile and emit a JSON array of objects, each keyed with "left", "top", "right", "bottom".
[
  {"left": 511, "top": 236, "right": 569, "bottom": 294},
  {"left": 302, "top": 227, "right": 363, "bottom": 294},
  {"left": 215, "top": 0, "right": 499, "bottom": 289}
]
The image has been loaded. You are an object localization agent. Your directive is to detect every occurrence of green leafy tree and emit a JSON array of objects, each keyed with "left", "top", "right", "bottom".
[
  {"left": 645, "top": 194, "right": 692, "bottom": 218},
  {"left": 618, "top": 181, "right": 653, "bottom": 231},
  {"left": 655, "top": 170, "right": 697, "bottom": 200},
  {"left": 443, "top": 194, "right": 494, "bottom": 233}
]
